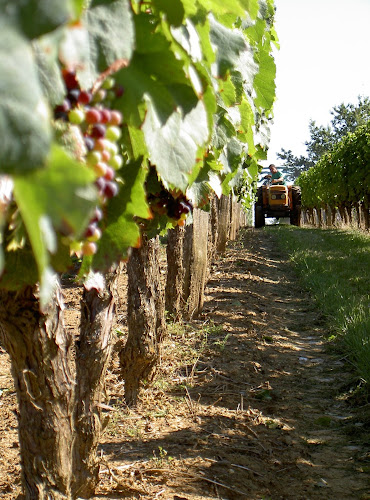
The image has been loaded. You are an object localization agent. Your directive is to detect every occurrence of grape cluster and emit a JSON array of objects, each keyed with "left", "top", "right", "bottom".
[
  {"left": 148, "top": 189, "right": 193, "bottom": 227},
  {"left": 54, "top": 69, "right": 124, "bottom": 256}
]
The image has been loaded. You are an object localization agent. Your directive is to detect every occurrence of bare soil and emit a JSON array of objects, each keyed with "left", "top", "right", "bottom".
[{"left": 0, "top": 228, "right": 369, "bottom": 499}]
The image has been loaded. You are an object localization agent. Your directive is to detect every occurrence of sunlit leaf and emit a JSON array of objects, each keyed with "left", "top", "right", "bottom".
[
  {"left": 142, "top": 98, "right": 209, "bottom": 191},
  {"left": 209, "top": 17, "right": 248, "bottom": 79},
  {"left": 13, "top": 144, "right": 97, "bottom": 286},
  {"left": 0, "top": 27, "right": 52, "bottom": 174}
]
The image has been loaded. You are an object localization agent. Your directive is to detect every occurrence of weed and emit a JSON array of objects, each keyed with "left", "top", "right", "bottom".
[
  {"left": 213, "top": 333, "right": 231, "bottom": 351},
  {"left": 152, "top": 446, "right": 173, "bottom": 467}
]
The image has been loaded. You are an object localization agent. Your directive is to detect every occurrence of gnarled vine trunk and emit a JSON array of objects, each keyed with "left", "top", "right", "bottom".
[
  {"left": 165, "top": 225, "right": 186, "bottom": 322},
  {"left": 207, "top": 196, "right": 219, "bottom": 269},
  {"left": 229, "top": 196, "right": 240, "bottom": 241},
  {"left": 72, "top": 267, "right": 119, "bottom": 498},
  {"left": 119, "top": 235, "right": 166, "bottom": 406},
  {"left": 182, "top": 208, "right": 209, "bottom": 320},
  {"left": 217, "top": 195, "right": 231, "bottom": 254},
  {"left": 0, "top": 283, "right": 75, "bottom": 500}
]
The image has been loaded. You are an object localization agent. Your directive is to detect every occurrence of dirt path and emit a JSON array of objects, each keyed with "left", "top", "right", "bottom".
[{"left": 0, "top": 228, "right": 369, "bottom": 499}]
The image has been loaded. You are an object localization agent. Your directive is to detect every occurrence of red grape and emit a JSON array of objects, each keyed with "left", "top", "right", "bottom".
[
  {"left": 85, "top": 108, "right": 102, "bottom": 124},
  {"left": 93, "top": 138, "right": 106, "bottom": 152},
  {"left": 101, "top": 150, "right": 111, "bottom": 163},
  {"left": 90, "top": 124, "right": 106, "bottom": 139},
  {"left": 95, "top": 177, "right": 106, "bottom": 193},
  {"left": 55, "top": 99, "right": 71, "bottom": 113},
  {"left": 103, "top": 181, "right": 118, "bottom": 198},
  {"left": 78, "top": 90, "right": 92, "bottom": 105},
  {"left": 62, "top": 69, "right": 79, "bottom": 90},
  {"left": 114, "top": 85, "right": 125, "bottom": 98},
  {"left": 81, "top": 241, "right": 98, "bottom": 256},
  {"left": 100, "top": 109, "right": 112, "bottom": 123},
  {"left": 67, "top": 89, "right": 80, "bottom": 105},
  {"left": 84, "top": 223, "right": 97, "bottom": 239},
  {"left": 91, "top": 207, "right": 103, "bottom": 223},
  {"left": 109, "top": 110, "right": 123, "bottom": 126},
  {"left": 84, "top": 136, "right": 95, "bottom": 151},
  {"left": 104, "top": 166, "right": 115, "bottom": 181}
]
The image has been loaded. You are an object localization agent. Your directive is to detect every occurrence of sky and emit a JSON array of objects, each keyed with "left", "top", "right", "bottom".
[{"left": 261, "top": 0, "right": 370, "bottom": 169}]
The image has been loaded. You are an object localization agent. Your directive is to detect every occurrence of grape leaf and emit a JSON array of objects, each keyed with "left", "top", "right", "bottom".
[
  {"left": 239, "top": 0, "right": 259, "bottom": 20},
  {"left": 0, "top": 0, "right": 74, "bottom": 39},
  {"left": 0, "top": 27, "right": 52, "bottom": 174},
  {"left": 188, "top": 162, "right": 222, "bottom": 202},
  {"left": 114, "top": 13, "right": 192, "bottom": 127},
  {"left": 200, "top": 0, "right": 245, "bottom": 18},
  {"left": 72, "top": 0, "right": 86, "bottom": 17},
  {"left": 171, "top": 20, "right": 203, "bottom": 62},
  {"left": 13, "top": 144, "right": 97, "bottom": 287},
  {"left": 253, "top": 48, "right": 276, "bottom": 113},
  {"left": 142, "top": 98, "right": 209, "bottom": 191},
  {"left": 115, "top": 57, "right": 174, "bottom": 127},
  {"left": 209, "top": 17, "right": 248, "bottom": 79},
  {"left": 33, "top": 33, "right": 66, "bottom": 107},
  {"left": 152, "top": 0, "right": 185, "bottom": 26},
  {"left": 59, "top": 0, "right": 135, "bottom": 89},
  {"left": 0, "top": 246, "right": 39, "bottom": 291},
  {"left": 82, "top": 0, "right": 134, "bottom": 86},
  {"left": 91, "top": 159, "right": 148, "bottom": 270}
]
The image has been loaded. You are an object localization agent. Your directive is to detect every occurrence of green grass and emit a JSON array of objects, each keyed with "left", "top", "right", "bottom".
[{"left": 269, "top": 225, "right": 370, "bottom": 386}]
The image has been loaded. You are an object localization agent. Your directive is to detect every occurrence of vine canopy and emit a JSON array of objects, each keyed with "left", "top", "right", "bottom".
[{"left": 0, "top": 0, "right": 277, "bottom": 304}]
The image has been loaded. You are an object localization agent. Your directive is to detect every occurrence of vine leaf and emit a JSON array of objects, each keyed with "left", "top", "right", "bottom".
[
  {"left": 13, "top": 145, "right": 97, "bottom": 302},
  {"left": 0, "top": 0, "right": 74, "bottom": 39},
  {"left": 253, "top": 48, "right": 276, "bottom": 113},
  {"left": 200, "top": 0, "right": 245, "bottom": 18},
  {"left": 60, "top": 0, "right": 135, "bottom": 89},
  {"left": 209, "top": 16, "right": 248, "bottom": 78},
  {"left": 0, "top": 27, "right": 52, "bottom": 174},
  {"left": 152, "top": 0, "right": 185, "bottom": 26},
  {"left": 142, "top": 98, "right": 209, "bottom": 191},
  {"left": 91, "top": 158, "right": 148, "bottom": 270},
  {"left": 33, "top": 33, "right": 66, "bottom": 108}
]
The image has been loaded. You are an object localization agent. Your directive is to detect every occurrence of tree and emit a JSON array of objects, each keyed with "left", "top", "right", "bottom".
[
  {"left": 276, "top": 148, "right": 311, "bottom": 181},
  {"left": 277, "top": 96, "right": 370, "bottom": 181}
]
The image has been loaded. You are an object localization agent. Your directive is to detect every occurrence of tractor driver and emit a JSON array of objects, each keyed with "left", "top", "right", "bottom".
[{"left": 266, "top": 164, "right": 286, "bottom": 185}]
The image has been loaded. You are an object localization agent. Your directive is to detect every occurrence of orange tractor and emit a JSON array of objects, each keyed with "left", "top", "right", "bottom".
[{"left": 254, "top": 181, "right": 301, "bottom": 227}]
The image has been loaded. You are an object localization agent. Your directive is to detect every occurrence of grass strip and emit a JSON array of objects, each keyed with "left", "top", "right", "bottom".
[{"left": 269, "top": 225, "right": 370, "bottom": 386}]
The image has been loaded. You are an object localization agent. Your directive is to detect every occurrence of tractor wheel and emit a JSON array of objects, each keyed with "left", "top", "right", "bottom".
[
  {"left": 290, "top": 209, "right": 301, "bottom": 226},
  {"left": 254, "top": 205, "right": 265, "bottom": 228},
  {"left": 291, "top": 185, "right": 302, "bottom": 206},
  {"left": 290, "top": 186, "right": 302, "bottom": 226}
]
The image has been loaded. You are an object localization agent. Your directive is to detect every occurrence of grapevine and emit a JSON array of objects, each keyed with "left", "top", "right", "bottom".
[
  {"left": 297, "top": 122, "right": 370, "bottom": 220},
  {"left": 0, "top": 0, "right": 277, "bottom": 295},
  {"left": 53, "top": 69, "right": 126, "bottom": 257}
]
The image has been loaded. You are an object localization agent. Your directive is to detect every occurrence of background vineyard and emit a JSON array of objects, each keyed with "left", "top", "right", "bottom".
[{"left": 297, "top": 116, "right": 370, "bottom": 230}]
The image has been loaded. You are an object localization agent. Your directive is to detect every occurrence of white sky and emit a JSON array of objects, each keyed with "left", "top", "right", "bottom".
[{"left": 262, "top": 0, "right": 370, "bottom": 169}]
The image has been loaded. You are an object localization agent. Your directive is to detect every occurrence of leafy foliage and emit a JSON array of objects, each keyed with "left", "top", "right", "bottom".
[
  {"left": 0, "top": 0, "right": 278, "bottom": 297},
  {"left": 297, "top": 121, "right": 370, "bottom": 210}
]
